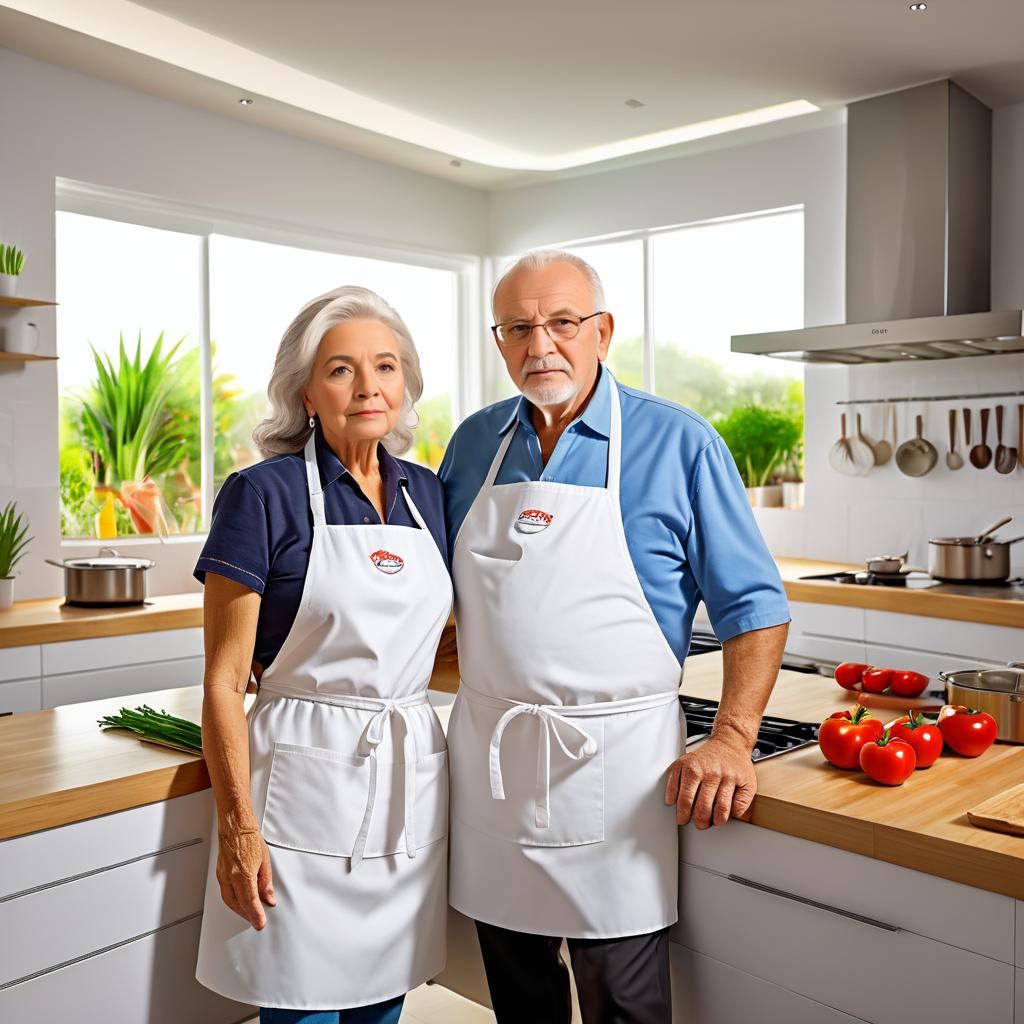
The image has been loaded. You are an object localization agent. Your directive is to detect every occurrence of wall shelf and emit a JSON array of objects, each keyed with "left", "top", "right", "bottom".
[
  {"left": 0, "top": 295, "right": 57, "bottom": 308},
  {"left": 0, "top": 352, "right": 58, "bottom": 363}
]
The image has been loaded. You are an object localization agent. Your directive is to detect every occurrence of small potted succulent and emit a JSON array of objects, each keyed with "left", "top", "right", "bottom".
[
  {"left": 0, "top": 500, "right": 32, "bottom": 609},
  {"left": 0, "top": 244, "right": 25, "bottom": 298}
]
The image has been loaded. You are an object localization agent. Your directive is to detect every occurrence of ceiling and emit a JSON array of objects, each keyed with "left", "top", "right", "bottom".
[{"left": 4, "top": 0, "right": 1024, "bottom": 187}]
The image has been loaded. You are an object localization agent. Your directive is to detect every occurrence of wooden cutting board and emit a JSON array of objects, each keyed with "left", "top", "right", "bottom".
[{"left": 967, "top": 782, "right": 1024, "bottom": 837}]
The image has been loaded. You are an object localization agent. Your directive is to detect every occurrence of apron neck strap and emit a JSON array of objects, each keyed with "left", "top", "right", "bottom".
[
  {"left": 400, "top": 482, "right": 430, "bottom": 531},
  {"left": 303, "top": 431, "right": 327, "bottom": 527},
  {"left": 480, "top": 371, "right": 624, "bottom": 497}
]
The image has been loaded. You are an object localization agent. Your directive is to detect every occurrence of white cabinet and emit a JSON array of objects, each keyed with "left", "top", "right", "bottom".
[
  {"left": 786, "top": 599, "right": 1015, "bottom": 670},
  {"left": 1018, "top": 901, "right": 1024, "bottom": 968},
  {"left": 35, "top": 627, "right": 204, "bottom": 709},
  {"left": 0, "top": 790, "right": 250, "bottom": 1023},
  {"left": 0, "top": 644, "right": 42, "bottom": 714},
  {"left": 674, "top": 821, "right": 1016, "bottom": 1024}
]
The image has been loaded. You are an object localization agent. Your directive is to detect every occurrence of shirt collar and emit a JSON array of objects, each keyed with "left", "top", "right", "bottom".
[
  {"left": 497, "top": 363, "right": 613, "bottom": 439},
  {"left": 313, "top": 424, "right": 408, "bottom": 491}
]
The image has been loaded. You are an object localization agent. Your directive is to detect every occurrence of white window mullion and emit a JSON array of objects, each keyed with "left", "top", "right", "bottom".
[
  {"left": 642, "top": 235, "right": 656, "bottom": 394},
  {"left": 199, "top": 236, "right": 214, "bottom": 530}
]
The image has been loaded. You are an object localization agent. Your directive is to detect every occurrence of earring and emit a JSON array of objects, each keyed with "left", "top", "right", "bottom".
[{"left": 308, "top": 415, "right": 316, "bottom": 429}]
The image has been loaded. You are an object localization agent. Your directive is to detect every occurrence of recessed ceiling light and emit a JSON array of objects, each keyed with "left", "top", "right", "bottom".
[
  {"left": 909, "top": 3, "right": 927, "bottom": 10},
  {"left": 624, "top": 99, "right": 645, "bottom": 109},
  {"left": 238, "top": 97, "right": 254, "bottom": 106}
]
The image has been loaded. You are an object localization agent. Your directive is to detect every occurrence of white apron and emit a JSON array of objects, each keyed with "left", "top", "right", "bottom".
[
  {"left": 196, "top": 434, "right": 453, "bottom": 1011},
  {"left": 448, "top": 375, "right": 684, "bottom": 939}
]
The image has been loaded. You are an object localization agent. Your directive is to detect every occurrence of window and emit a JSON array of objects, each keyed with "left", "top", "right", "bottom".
[{"left": 56, "top": 210, "right": 463, "bottom": 540}]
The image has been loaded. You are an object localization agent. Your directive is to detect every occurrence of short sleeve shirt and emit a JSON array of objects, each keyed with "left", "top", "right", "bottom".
[
  {"left": 438, "top": 365, "right": 790, "bottom": 663},
  {"left": 194, "top": 425, "right": 449, "bottom": 672}
]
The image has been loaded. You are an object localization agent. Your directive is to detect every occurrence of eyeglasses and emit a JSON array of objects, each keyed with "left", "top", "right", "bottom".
[{"left": 491, "top": 311, "right": 605, "bottom": 346}]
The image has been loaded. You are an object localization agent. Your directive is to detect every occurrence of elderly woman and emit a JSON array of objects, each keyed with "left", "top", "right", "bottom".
[{"left": 193, "top": 286, "right": 453, "bottom": 1024}]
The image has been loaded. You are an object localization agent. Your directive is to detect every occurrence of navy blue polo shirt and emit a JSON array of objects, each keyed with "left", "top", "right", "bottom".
[{"left": 194, "top": 425, "right": 449, "bottom": 672}]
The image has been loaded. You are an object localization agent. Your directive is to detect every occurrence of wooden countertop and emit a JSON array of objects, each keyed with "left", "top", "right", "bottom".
[
  {"left": 2, "top": 557, "right": 1020, "bottom": 649},
  {"left": 2, "top": 653, "right": 1022, "bottom": 901}
]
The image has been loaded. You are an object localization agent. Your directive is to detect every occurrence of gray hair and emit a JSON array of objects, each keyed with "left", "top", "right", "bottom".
[
  {"left": 252, "top": 285, "right": 423, "bottom": 458},
  {"left": 492, "top": 249, "right": 606, "bottom": 314}
]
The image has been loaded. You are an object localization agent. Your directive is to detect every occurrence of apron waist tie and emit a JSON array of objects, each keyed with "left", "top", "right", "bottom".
[
  {"left": 461, "top": 682, "right": 679, "bottom": 830},
  {"left": 257, "top": 682, "right": 429, "bottom": 868}
]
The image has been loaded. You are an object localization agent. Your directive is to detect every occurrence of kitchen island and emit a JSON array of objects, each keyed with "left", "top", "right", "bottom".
[{"left": 2, "top": 656, "right": 1023, "bottom": 1022}]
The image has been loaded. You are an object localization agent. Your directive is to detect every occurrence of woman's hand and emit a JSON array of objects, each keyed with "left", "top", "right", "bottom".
[{"left": 216, "top": 827, "right": 276, "bottom": 930}]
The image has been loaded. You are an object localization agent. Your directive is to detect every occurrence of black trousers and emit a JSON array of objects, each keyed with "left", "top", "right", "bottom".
[{"left": 474, "top": 920, "right": 672, "bottom": 1024}]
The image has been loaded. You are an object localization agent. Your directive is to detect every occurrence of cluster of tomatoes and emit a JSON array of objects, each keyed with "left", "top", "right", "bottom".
[
  {"left": 819, "top": 670, "right": 998, "bottom": 785},
  {"left": 833, "top": 661, "right": 929, "bottom": 698}
]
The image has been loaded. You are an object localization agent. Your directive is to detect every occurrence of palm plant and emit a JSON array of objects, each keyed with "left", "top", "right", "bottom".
[
  {"left": 0, "top": 501, "right": 32, "bottom": 578},
  {"left": 78, "top": 332, "right": 189, "bottom": 486}
]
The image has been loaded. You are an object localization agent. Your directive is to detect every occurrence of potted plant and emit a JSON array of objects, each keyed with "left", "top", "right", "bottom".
[
  {"left": 0, "top": 500, "right": 33, "bottom": 609},
  {"left": 0, "top": 243, "right": 25, "bottom": 298},
  {"left": 714, "top": 405, "right": 803, "bottom": 507}
]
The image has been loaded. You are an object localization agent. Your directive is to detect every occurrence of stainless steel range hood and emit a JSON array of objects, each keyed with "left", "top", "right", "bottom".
[{"left": 732, "top": 80, "right": 1024, "bottom": 364}]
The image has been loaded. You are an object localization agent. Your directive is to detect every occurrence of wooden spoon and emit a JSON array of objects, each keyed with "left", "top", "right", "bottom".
[
  {"left": 970, "top": 408, "right": 992, "bottom": 469},
  {"left": 872, "top": 405, "right": 893, "bottom": 465},
  {"left": 995, "top": 406, "right": 1017, "bottom": 474},
  {"left": 945, "top": 409, "right": 963, "bottom": 470}
]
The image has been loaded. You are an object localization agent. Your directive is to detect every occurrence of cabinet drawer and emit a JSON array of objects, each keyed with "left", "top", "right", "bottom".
[
  {"left": 42, "top": 655, "right": 204, "bottom": 707},
  {"left": 669, "top": 942, "right": 860, "bottom": 1024},
  {"left": 0, "top": 913, "right": 253, "bottom": 1023},
  {"left": 0, "top": 645, "right": 40, "bottom": 683},
  {"left": 42, "top": 627, "right": 203, "bottom": 675},
  {"left": 674, "top": 863, "right": 1014, "bottom": 1024},
  {"left": 0, "top": 677, "right": 41, "bottom": 715},
  {"left": 679, "top": 821, "right": 1015, "bottom": 963},
  {"left": 786, "top": 601, "right": 866, "bottom": 663},
  {"left": 0, "top": 791, "right": 212, "bottom": 899},
  {"left": 0, "top": 839, "right": 209, "bottom": 987},
  {"left": 864, "top": 609, "right": 1021, "bottom": 664}
]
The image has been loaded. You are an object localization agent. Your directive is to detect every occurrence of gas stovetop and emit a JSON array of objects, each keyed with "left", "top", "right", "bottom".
[
  {"left": 678, "top": 695, "right": 820, "bottom": 762},
  {"left": 799, "top": 570, "right": 1024, "bottom": 594}
]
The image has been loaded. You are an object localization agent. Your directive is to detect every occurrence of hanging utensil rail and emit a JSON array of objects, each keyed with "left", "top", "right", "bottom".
[{"left": 837, "top": 389, "right": 1024, "bottom": 406}]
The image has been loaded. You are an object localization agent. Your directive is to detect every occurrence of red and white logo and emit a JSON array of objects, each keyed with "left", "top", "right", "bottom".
[
  {"left": 515, "top": 509, "right": 553, "bottom": 534},
  {"left": 370, "top": 549, "right": 405, "bottom": 574}
]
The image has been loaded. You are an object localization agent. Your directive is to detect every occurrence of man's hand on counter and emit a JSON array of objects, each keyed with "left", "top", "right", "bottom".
[{"left": 665, "top": 734, "right": 757, "bottom": 828}]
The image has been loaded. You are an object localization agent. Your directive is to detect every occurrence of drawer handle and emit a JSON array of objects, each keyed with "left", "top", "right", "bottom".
[{"left": 727, "top": 874, "right": 901, "bottom": 933}]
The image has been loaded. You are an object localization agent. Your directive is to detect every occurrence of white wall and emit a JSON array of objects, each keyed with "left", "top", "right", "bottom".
[
  {"left": 489, "top": 115, "right": 1024, "bottom": 574},
  {"left": 0, "top": 47, "right": 486, "bottom": 600}
]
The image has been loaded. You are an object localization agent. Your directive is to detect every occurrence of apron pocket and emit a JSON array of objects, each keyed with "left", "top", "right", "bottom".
[
  {"left": 450, "top": 697, "right": 605, "bottom": 848},
  {"left": 261, "top": 742, "right": 448, "bottom": 859}
]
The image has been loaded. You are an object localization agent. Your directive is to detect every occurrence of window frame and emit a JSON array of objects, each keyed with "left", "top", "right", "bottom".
[{"left": 56, "top": 177, "right": 481, "bottom": 543}]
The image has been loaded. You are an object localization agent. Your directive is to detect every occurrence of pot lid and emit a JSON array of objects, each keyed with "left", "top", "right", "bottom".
[
  {"left": 929, "top": 535, "right": 1006, "bottom": 546},
  {"left": 943, "top": 668, "right": 1024, "bottom": 694},
  {"left": 62, "top": 556, "right": 155, "bottom": 569}
]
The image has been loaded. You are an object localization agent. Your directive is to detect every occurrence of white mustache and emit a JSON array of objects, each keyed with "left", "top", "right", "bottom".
[{"left": 522, "top": 357, "right": 572, "bottom": 376}]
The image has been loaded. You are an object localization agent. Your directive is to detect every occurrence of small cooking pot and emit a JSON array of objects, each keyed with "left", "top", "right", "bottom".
[
  {"left": 940, "top": 663, "right": 1024, "bottom": 744},
  {"left": 45, "top": 547, "right": 155, "bottom": 606},
  {"left": 928, "top": 535, "right": 1024, "bottom": 582}
]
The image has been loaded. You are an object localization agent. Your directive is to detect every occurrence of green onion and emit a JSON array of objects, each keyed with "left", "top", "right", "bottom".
[{"left": 97, "top": 704, "right": 203, "bottom": 754}]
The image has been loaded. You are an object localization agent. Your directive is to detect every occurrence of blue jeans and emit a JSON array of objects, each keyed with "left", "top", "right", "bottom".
[{"left": 258, "top": 995, "right": 405, "bottom": 1024}]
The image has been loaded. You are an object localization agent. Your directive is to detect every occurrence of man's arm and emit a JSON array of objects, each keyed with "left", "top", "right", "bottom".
[{"left": 664, "top": 621, "right": 788, "bottom": 829}]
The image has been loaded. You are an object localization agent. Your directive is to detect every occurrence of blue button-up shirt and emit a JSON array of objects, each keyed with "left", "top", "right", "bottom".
[
  {"left": 438, "top": 365, "right": 790, "bottom": 662},
  {"left": 194, "top": 425, "right": 448, "bottom": 672}
]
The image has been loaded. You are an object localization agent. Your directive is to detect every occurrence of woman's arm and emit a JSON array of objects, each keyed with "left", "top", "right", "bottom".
[{"left": 202, "top": 573, "right": 275, "bottom": 930}]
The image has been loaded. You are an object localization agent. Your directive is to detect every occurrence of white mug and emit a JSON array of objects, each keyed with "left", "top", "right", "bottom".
[{"left": 3, "top": 321, "right": 39, "bottom": 355}]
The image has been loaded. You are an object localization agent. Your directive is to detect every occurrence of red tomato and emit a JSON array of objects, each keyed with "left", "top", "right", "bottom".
[
  {"left": 860, "top": 732, "right": 917, "bottom": 785},
  {"left": 889, "top": 670, "right": 930, "bottom": 698},
  {"left": 888, "top": 711, "right": 943, "bottom": 767},
  {"left": 937, "top": 705, "right": 998, "bottom": 757},
  {"left": 861, "top": 667, "right": 894, "bottom": 694},
  {"left": 818, "top": 706, "right": 885, "bottom": 770},
  {"left": 834, "top": 662, "right": 870, "bottom": 691}
]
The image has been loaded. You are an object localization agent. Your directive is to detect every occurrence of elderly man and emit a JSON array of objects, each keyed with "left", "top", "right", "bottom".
[{"left": 438, "top": 250, "right": 790, "bottom": 1024}]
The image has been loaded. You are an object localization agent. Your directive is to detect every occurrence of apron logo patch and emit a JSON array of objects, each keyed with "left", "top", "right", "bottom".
[
  {"left": 515, "top": 508, "right": 553, "bottom": 534},
  {"left": 370, "top": 549, "right": 405, "bottom": 574}
]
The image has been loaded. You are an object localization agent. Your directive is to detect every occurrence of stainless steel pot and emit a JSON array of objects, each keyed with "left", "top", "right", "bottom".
[
  {"left": 928, "top": 535, "right": 1024, "bottom": 581},
  {"left": 45, "top": 547, "right": 155, "bottom": 606},
  {"left": 939, "top": 663, "right": 1024, "bottom": 744}
]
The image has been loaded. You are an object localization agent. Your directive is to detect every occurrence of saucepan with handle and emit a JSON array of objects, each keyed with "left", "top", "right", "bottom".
[{"left": 928, "top": 516, "right": 1024, "bottom": 582}]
